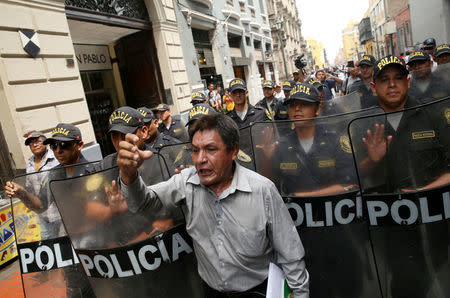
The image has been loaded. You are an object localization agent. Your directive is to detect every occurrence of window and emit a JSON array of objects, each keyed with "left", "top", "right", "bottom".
[
  {"left": 254, "top": 39, "right": 261, "bottom": 49},
  {"left": 228, "top": 35, "right": 242, "bottom": 48},
  {"left": 405, "top": 21, "right": 411, "bottom": 46},
  {"left": 250, "top": 8, "right": 255, "bottom": 18},
  {"left": 227, "top": 0, "right": 233, "bottom": 6},
  {"left": 240, "top": 2, "right": 245, "bottom": 13},
  {"left": 246, "top": 36, "right": 251, "bottom": 46},
  {"left": 259, "top": 0, "right": 265, "bottom": 13}
]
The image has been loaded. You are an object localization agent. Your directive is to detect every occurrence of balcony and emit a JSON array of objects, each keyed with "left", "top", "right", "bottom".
[
  {"left": 191, "top": 0, "right": 212, "bottom": 9},
  {"left": 358, "top": 17, "right": 373, "bottom": 44}
]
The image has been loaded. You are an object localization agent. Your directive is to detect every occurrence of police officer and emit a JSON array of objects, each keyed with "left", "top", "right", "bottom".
[
  {"left": 155, "top": 104, "right": 188, "bottom": 142},
  {"left": 258, "top": 83, "right": 356, "bottom": 197},
  {"left": 306, "top": 78, "right": 325, "bottom": 104},
  {"left": 361, "top": 55, "right": 450, "bottom": 192},
  {"left": 434, "top": 44, "right": 450, "bottom": 65},
  {"left": 138, "top": 107, "right": 180, "bottom": 152},
  {"left": 293, "top": 69, "right": 304, "bottom": 83},
  {"left": 348, "top": 54, "right": 378, "bottom": 109},
  {"left": 190, "top": 91, "right": 208, "bottom": 107},
  {"left": 407, "top": 50, "right": 447, "bottom": 104},
  {"left": 255, "top": 80, "right": 282, "bottom": 120},
  {"left": 422, "top": 37, "right": 437, "bottom": 66},
  {"left": 100, "top": 106, "right": 147, "bottom": 169},
  {"left": 282, "top": 80, "right": 296, "bottom": 100},
  {"left": 226, "top": 78, "right": 265, "bottom": 129},
  {"left": 5, "top": 123, "right": 95, "bottom": 297},
  {"left": 434, "top": 44, "right": 450, "bottom": 86}
]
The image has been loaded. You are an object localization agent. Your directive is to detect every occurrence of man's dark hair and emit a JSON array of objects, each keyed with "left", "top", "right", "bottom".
[{"left": 189, "top": 114, "right": 239, "bottom": 151}]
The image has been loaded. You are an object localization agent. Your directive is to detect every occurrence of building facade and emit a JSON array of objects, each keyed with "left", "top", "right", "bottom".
[
  {"left": 342, "top": 21, "right": 363, "bottom": 62},
  {"left": 409, "top": 0, "right": 450, "bottom": 45},
  {"left": 174, "top": 0, "right": 276, "bottom": 105},
  {"left": 369, "top": 0, "right": 387, "bottom": 58},
  {"left": 306, "top": 39, "right": 325, "bottom": 69},
  {"left": 266, "top": 0, "right": 306, "bottom": 81},
  {"left": 0, "top": 0, "right": 193, "bottom": 173}
]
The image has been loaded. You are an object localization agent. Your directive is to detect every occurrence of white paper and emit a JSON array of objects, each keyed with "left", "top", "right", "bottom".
[{"left": 266, "top": 262, "right": 285, "bottom": 298}]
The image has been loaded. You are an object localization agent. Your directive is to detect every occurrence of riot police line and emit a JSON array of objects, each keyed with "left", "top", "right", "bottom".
[{"left": 7, "top": 91, "right": 449, "bottom": 297}]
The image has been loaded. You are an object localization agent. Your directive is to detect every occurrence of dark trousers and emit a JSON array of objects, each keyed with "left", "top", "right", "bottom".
[{"left": 203, "top": 279, "right": 267, "bottom": 298}]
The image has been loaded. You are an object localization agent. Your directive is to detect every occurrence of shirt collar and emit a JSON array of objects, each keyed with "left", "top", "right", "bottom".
[{"left": 186, "top": 162, "right": 252, "bottom": 194}]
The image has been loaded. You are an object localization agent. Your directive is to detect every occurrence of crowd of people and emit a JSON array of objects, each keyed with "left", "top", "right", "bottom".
[{"left": 4, "top": 37, "right": 450, "bottom": 297}]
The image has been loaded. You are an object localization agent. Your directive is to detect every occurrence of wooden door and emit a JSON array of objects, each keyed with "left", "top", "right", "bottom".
[{"left": 115, "top": 30, "right": 165, "bottom": 108}]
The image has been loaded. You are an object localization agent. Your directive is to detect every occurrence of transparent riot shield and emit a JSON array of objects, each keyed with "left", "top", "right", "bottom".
[
  {"left": 50, "top": 155, "right": 204, "bottom": 297},
  {"left": 251, "top": 107, "right": 384, "bottom": 298},
  {"left": 408, "top": 63, "right": 450, "bottom": 105},
  {"left": 321, "top": 91, "right": 363, "bottom": 116},
  {"left": 158, "top": 125, "right": 257, "bottom": 172},
  {"left": 349, "top": 97, "right": 450, "bottom": 297},
  {"left": 10, "top": 162, "right": 98, "bottom": 297}
]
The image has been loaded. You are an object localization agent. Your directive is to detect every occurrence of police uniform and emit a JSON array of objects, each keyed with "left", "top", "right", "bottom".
[
  {"left": 270, "top": 83, "right": 356, "bottom": 196},
  {"left": 226, "top": 104, "right": 265, "bottom": 129},
  {"left": 358, "top": 56, "right": 450, "bottom": 192},
  {"left": 347, "top": 54, "right": 378, "bottom": 109},
  {"left": 407, "top": 50, "right": 449, "bottom": 104},
  {"left": 146, "top": 132, "right": 181, "bottom": 152},
  {"left": 39, "top": 124, "right": 95, "bottom": 298},
  {"left": 370, "top": 97, "right": 449, "bottom": 192},
  {"left": 158, "top": 115, "right": 188, "bottom": 142},
  {"left": 272, "top": 127, "right": 355, "bottom": 196}
]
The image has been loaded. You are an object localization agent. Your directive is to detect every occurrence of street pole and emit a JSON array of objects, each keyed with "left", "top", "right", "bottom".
[{"left": 275, "top": 18, "right": 289, "bottom": 80}]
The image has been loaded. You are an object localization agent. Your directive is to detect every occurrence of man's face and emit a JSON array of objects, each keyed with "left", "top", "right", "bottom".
[
  {"left": 229, "top": 89, "right": 247, "bottom": 106},
  {"left": 348, "top": 64, "right": 360, "bottom": 77},
  {"left": 148, "top": 119, "right": 159, "bottom": 138},
  {"left": 191, "top": 129, "right": 237, "bottom": 188},
  {"left": 110, "top": 131, "right": 125, "bottom": 153},
  {"left": 409, "top": 60, "right": 432, "bottom": 79},
  {"left": 316, "top": 71, "right": 325, "bottom": 82},
  {"left": 436, "top": 54, "right": 450, "bottom": 65},
  {"left": 359, "top": 64, "right": 373, "bottom": 80},
  {"left": 275, "top": 86, "right": 282, "bottom": 93},
  {"left": 50, "top": 141, "right": 83, "bottom": 166},
  {"left": 157, "top": 110, "right": 170, "bottom": 122},
  {"left": 29, "top": 137, "right": 46, "bottom": 157},
  {"left": 283, "top": 90, "right": 290, "bottom": 99},
  {"left": 370, "top": 65, "right": 410, "bottom": 112},
  {"left": 288, "top": 99, "right": 320, "bottom": 128},
  {"left": 207, "top": 84, "right": 214, "bottom": 91},
  {"left": 293, "top": 73, "right": 300, "bottom": 81},
  {"left": 263, "top": 87, "right": 274, "bottom": 99}
]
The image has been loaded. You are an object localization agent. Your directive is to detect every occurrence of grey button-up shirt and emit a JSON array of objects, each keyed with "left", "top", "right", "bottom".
[{"left": 121, "top": 162, "right": 309, "bottom": 297}]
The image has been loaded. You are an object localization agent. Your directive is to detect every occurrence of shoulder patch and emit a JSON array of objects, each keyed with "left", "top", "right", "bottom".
[
  {"left": 237, "top": 150, "right": 252, "bottom": 163},
  {"left": 339, "top": 135, "right": 352, "bottom": 153},
  {"left": 318, "top": 159, "right": 336, "bottom": 168},
  {"left": 445, "top": 108, "right": 450, "bottom": 125},
  {"left": 173, "top": 128, "right": 182, "bottom": 133},
  {"left": 265, "top": 109, "right": 273, "bottom": 120},
  {"left": 174, "top": 148, "right": 184, "bottom": 164}
]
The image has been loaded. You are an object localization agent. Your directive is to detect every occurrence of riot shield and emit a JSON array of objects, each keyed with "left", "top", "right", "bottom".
[
  {"left": 158, "top": 125, "right": 257, "bottom": 173},
  {"left": 50, "top": 156, "right": 203, "bottom": 297},
  {"left": 408, "top": 63, "right": 450, "bottom": 105},
  {"left": 349, "top": 97, "right": 450, "bottom": 297},
  {"left": 321, "top": 91, "right": 363, "bottom": 116},
  {"left": 10, "top": 162, "right": 98, "bottom": 297},
  {"left": 251, "top": 108, "right": 384, "bottom": 297}
]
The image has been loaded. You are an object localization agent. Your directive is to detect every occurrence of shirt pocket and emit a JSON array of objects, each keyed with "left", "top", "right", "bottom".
[{"left": 235, "top": 226, "right": 268, "bottom": 258}]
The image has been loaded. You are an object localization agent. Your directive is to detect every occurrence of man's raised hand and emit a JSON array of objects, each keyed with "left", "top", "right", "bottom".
[{"left": 117, "top": 133, "right": 153, "bottom": 185}]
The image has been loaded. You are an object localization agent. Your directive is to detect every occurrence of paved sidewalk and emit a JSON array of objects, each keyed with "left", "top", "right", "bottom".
[{"left": 0, "top": 260, "right": 23, "bottom": 298}]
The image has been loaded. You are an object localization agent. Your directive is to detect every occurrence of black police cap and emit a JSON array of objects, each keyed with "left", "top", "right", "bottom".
[
  {"left": 407, "top": 50, "right": 430, "bottom": 65},
  {"left": 373, "top": 55, "right": 408, "bottom": 81},
  {"left": 43, "top": 123, "right": 82, "bottom": 144},
  {"left": 108, "top": 106, "right": 144, "bottom": 134},
  {"left": 284, "top": 83, "right": 320, "bottom": 104}
]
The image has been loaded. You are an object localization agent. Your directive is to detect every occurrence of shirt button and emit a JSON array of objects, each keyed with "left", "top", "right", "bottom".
[{"left": 218, "top": 220, "right": 222, "bottom": 225}]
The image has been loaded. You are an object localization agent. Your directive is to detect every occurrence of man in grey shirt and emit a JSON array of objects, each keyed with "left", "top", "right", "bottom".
[{"left": 114, "top": 113, "right": 309, "bottom": 297}]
